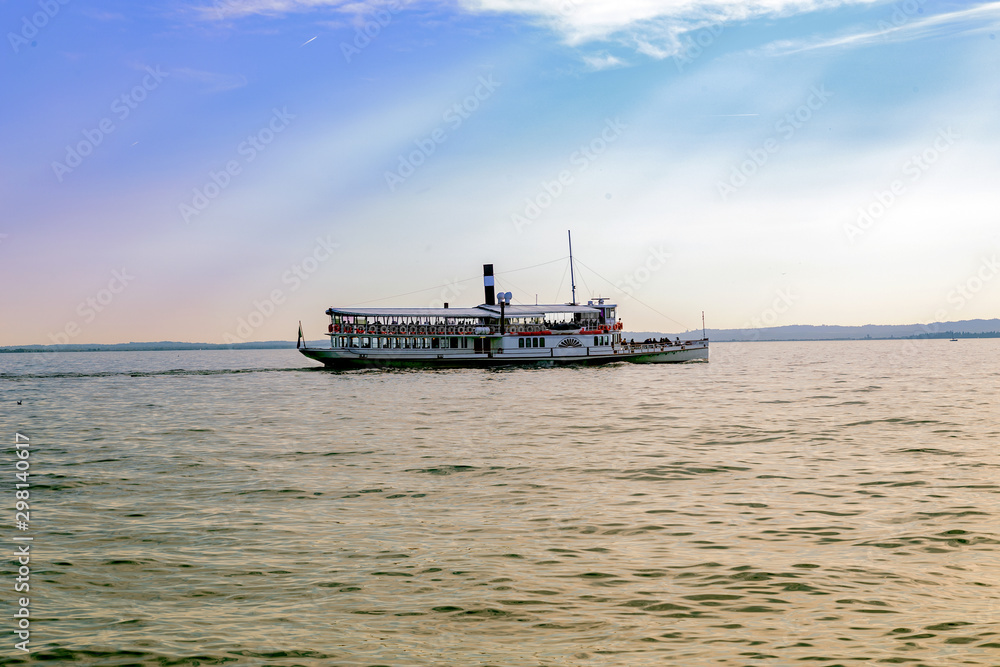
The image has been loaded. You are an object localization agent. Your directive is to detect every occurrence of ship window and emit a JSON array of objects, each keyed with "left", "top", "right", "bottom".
[
  {"left": 519, "top": 338, "right": 524, "bottom": 348},
  {"left": 432, "top": 338, "right": 440, "bottom": 349},
  {"left": 539, "top": 337, "right": 545, "bottom": 347},
  {"left": 450, "top": 337, "right": 458, "bottom": 348},
  {"left": 594, "top": 336, "right": 598, "bottom": 346}
]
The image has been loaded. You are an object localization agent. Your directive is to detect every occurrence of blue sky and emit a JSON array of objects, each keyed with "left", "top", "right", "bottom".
[{"left": 2, "top": 0, "right": 999, "bottom": 344}]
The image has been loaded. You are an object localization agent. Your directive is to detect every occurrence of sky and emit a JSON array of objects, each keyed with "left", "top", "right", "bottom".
[{"left": 2, "top": 0, "right": 999, "bottom": 345}]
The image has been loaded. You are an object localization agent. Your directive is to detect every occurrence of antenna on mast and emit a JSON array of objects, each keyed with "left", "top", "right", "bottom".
[{"left": 568, "top": 230, "right": 577, "bottom": 305}]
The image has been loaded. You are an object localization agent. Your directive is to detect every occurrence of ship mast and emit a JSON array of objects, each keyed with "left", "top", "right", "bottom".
[{"left": 568, "top": 229, "right": 577, "bottom": 305}]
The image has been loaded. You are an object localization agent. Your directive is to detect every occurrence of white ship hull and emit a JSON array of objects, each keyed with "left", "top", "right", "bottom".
[{"left": 301, "top": 338, "right": 708, "bottom": 369}]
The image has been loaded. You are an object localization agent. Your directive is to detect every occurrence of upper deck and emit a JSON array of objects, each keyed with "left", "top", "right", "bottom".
[{"left": 325, "top": 300, "right": 619, "bottom": 334}]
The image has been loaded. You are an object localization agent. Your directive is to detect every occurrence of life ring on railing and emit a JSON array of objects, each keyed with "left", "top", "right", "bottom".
[
  {"left": 334, "top": 324, "right": 341, "bottom": 333},
  {"left": 328, "top": 323, "right": 334, "bottom": 333}
]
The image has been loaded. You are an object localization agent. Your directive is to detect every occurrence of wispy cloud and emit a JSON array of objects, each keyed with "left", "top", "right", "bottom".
[
  {"left": 171, "top": 67, "right": 249, "bottom": 92},
  {"left": 80, "top": 9, "right": 130, "bottom": 22},
  {"left": 582, "top": 53, "right": 625, "bottom": 70},
  {"left": 195, "top": 0, "right": 882, "bottom": 58},
  {"left": 457, "top": 0, "right": 883, "bottom": 52},
  {"left": 198, "top": 0, "right": 415, "bottom": 21},
  {"left": 190, "top": 0, "right": 1000, "bottom": 63},
  {"left": 757, "top": 1, "right": 1000, "bottom": 56}
]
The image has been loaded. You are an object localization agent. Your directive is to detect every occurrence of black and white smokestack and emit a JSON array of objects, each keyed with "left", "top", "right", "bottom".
[{"left": 483, "top": 264, "right": 495, "bottom": 305}]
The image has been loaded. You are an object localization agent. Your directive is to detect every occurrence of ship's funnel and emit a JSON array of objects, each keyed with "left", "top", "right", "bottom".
[{"left": 483, "top": 264, "right": 495, "bottom": 305}]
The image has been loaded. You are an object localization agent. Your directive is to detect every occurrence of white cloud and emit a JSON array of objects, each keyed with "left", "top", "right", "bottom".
[
  {"left": 457, "top": 0, "right": 883, "bottom": 51},
  {"left": 195, "top": 0, "right": 884, "bottom": 57},
  {"left": 190, "top": 0, "right": 1000, "bottom": 64}
]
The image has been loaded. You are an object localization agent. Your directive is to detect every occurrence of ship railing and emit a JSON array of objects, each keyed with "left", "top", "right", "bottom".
[{"left": 331, "top": 324, "right": 502, "bottom": 336}]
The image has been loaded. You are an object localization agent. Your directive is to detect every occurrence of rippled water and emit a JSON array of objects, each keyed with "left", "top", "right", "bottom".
[{"left": 1, "top": 340, "right": 999, "bottom": 666}]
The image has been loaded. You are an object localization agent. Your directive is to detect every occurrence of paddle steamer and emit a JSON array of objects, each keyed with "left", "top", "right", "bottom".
[{"left": 298, "top": 241, "right": 708, "bottom": 369}]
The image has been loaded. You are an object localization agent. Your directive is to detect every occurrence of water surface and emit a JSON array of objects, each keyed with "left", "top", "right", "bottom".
[{"left": 1, "top": 341, "right": 998, "bottom": 665}]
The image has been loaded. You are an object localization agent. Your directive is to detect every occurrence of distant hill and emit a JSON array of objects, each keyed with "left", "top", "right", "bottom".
[
  {"left": 632, "top": 318, "right": 1000, "bottom": 342},
  {"left": 2, "top": 319, "right": 998, "bottom": 351}
]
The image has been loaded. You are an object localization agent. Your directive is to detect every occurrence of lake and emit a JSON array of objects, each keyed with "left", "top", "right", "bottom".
[{"left": 1, "top": 340, "right": 998, "bottom": 665}]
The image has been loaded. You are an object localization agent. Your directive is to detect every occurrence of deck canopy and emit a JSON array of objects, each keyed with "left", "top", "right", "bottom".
[
  {"left": 327, "top": 307, "right": 488, "bottom": 318},
  {"left": 327, "top": 303, "right": 616, "bottom": 318}
]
